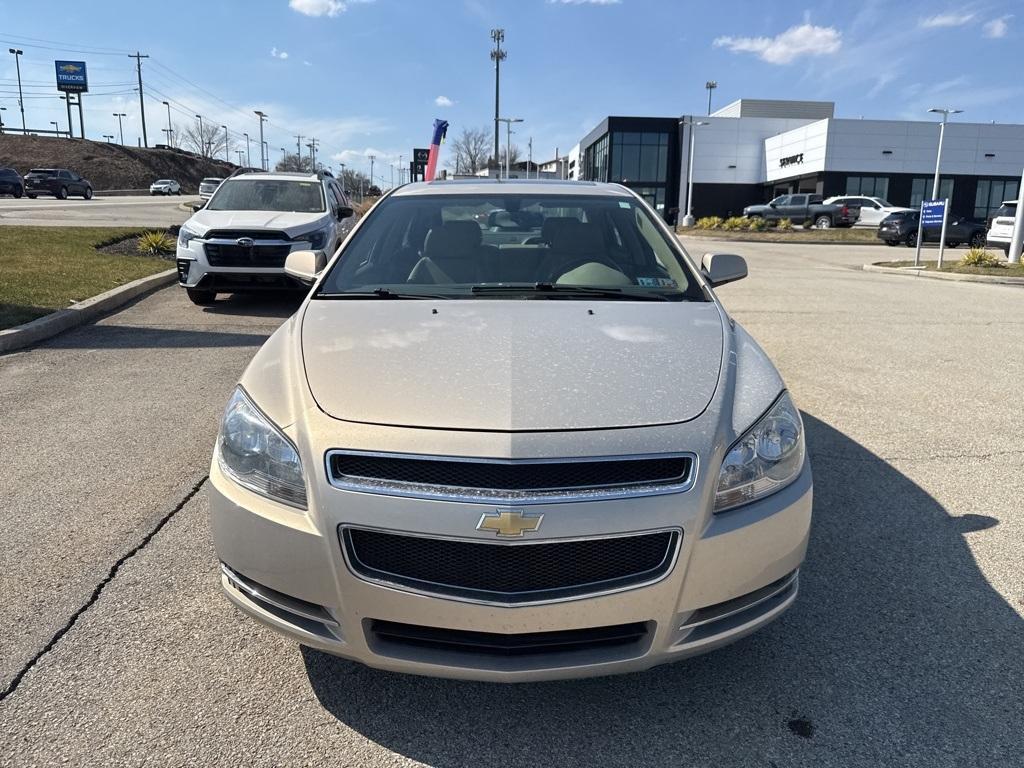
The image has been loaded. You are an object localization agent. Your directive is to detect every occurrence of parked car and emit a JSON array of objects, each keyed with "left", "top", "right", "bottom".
[
  {"left": 877, "top": 210, "right": 987, "bottom": 248},
  {"left": 208, "top": 179, "right": 812, "bottom": 681},
  {"left": 824, "top": 195, "right": 914, "bottom": 228},
  {"left": 23, "top": 168, "right": 92, "bottom": 200},
  {"left": 150, "top": 179, "right": 182, "bottom": 196},
  {"left": 198, "top": 177, "right": 223, "bottom": 200},
  {"left": 176, "top": 170, "right": 355, "bottom": 305},
  {"left": 743, "top": 193, "right": 858, "bottom": 228},
  {"left": 985, "top": 200, "right": 1018, "bottom": 255},
  {"left": 0, "top": 167, "right": 24, "bottom": 198}
]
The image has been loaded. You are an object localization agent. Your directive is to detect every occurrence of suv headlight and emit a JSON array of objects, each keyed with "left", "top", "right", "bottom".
[
  {"left": 217, "top": 387, "right": 307, "bottom": 509},
  {"left": 178, "top": 224, "right": 201, "bottom": 248},
  {"left": 301, "top": 224, "right": 332, "bottom": 251},
  {"left": 714, "top": 391, "right": 804, "bottom": 513}
]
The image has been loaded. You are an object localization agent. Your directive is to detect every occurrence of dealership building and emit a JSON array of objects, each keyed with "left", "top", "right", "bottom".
[{"left": 577, "top": 99, "right": 1024, "bottom": 222}]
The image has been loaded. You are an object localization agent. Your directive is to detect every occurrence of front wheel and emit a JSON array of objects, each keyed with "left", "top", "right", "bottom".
[
  {"left": 905, "top": 231, "right": 918, "bottom": 248},
  {"left": 57, "top": 186, "right": 68, "bottom": 200},
  {"left": 14, "top": 188, "right": 23, "bottom": 199},
  {"left": 885, "top": 240, "right": 898, "bottom": 247},
  {"left": 186, "top": 288, "right": 217, "bottom": 306},
  {"left": 27, "top": 193, "right": 37, "bottom": 199},
  {"left": 83, "top": 187, "right": 93, "bottom": 200},
  {"left": 814, "top": 215, "right": 832, "bottom": 229}
]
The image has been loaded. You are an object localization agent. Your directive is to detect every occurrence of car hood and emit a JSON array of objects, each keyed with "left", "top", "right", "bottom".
[
  {"left": 187, "top": 209, "right": 326, "bottom": 236},
  {"left": 300, "top": 299, "right": 724, "bottom": 431}
]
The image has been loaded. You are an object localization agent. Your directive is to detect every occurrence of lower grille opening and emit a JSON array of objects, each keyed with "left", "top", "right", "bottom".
[
  {"left": 369, "top": 619, "right": 649, "bottom": 658},
  {"left": 679, "top": 570, "right": 798, "bottom": 643},
  {"left": 343, "top": 528, "right": 679, "bottom": 603}
]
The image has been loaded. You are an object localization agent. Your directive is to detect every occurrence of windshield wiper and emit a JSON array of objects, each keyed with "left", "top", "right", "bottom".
[
  {"left": 316, "top": 288, "right": 449, "bottom": 300},
  {"left": 470, "top": 283, "right": 671, "bottom": 301}
]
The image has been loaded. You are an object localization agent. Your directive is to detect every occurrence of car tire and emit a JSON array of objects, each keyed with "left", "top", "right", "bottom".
[
  {"left": 945, "top": 240, "right": 960, "bottom": 248},
  {"left": 83, "top": 187, "right": 93, "bottom": 200},
  {"left": 969, "top": 232, "right": 986, "bottom": 249},
  {"left": 27, "top": 193, "right": 36, "bottom": 199},
  {"left": 57, "top": 186, "right": 68, "bottom": 200},
  {"left": 14, "top": 188, "right": 22, "bottom": 199},
  {"left": 186, "top": 288, "right": 217, "bottom": 306},
  {"left": 905, "top": 231, "right": 918, "bottom": 248},
  {"left": 176, "top": 188, "right": 182, "bottom": 196},
  {"left": 814, "top": 215, "right": 832, "bottom": 229},
  {"left": 885, "top": 240, "right": 898, "bottom": 247}
]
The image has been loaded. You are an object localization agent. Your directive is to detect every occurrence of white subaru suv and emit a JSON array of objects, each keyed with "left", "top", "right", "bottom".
[
  {"left": 176, "top": 171, "right": 354, "bottom": 305},
  {"left": 986, "top": 200, "right": 1017, "bottom": 256}
]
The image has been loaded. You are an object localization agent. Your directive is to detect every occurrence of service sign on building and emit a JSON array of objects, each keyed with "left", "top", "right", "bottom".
[{"left": 54, "top": 60, "right": 88, "bottom": 93}]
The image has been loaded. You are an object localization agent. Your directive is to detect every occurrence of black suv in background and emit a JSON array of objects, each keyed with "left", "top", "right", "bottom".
[
  {"left": 0, "top": 167, "right": 24, "bottom": 198},
  {"left": 24, "top": 169, "right": 93, "bottom": 200},
  {"left": 877, "top": 210, "right": 987, "bottom": 248}
]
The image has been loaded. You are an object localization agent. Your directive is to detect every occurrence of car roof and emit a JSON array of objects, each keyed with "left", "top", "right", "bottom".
[
  {"left": 225, "top": 172, "right": 321, "bottom": 182},
  {"left": 390, "top": 179, "right": 632, "bottom": 198}
]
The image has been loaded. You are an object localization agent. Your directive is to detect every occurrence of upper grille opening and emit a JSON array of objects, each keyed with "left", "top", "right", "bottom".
[{"left": 328, "top": 452, "right": 692, "bottom": 501}]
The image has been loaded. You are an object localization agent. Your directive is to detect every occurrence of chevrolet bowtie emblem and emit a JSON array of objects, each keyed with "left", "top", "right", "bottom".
[{"left": 477, "top": 509, "right": 544, "bottom": 537}]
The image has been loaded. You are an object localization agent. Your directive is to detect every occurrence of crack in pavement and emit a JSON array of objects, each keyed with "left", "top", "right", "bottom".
[{"left": 0, "top": 475, "right": 209, "bottom": 705}]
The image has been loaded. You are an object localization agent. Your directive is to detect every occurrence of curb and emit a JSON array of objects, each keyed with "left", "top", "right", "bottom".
[
  {"left": 0, "top": 269, "right": 178, "bottom": 354},
  {"left": 862, "top": 263, "right": 1024, "bottom": 285},
  {"left": 678, "top": 233, "right": 885, "bottom": 246}
]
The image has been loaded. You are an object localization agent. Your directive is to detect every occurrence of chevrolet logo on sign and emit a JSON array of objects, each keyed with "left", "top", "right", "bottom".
[
  {"left": 55, "top": 60, "right": 88, "bottom": 93},
  {"left": 477, "top": 509, "right": 544, "bottom": 537}
]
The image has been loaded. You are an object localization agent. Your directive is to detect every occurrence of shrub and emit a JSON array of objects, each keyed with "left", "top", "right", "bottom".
[
  {"left": 695, "top": 216, "right": 723, "bottom": 230},
  {"left": 745, "top": 217, "right": 767, "bottom": 231},
  {"left": 777, "top": 218, "right": 794, "bottom": 231},
  {"left": 136, "top": 231, "right": 175, "bottom": 256},
  {"left": 959, "top": 248, "right": 1004, "bottom": 268},
  {"left": 722, "top": 216, "right": 748, "bottom": 231}
]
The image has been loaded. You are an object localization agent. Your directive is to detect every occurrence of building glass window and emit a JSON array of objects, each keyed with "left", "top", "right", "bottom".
[
  {"left": 582, "top": 134, "right": 610, "bottom": 182},
  {"left": 610, "top": 130, "right": 669, "bottom": 184},
  {"left": 910, "top": 177, "right": 954, "bottom": 207},
  {"left": 845, "top": 176, "right": 889, "bottom": 199},
  {"left": 974, "top": 179, "right": 1019, "bottom": 219}
]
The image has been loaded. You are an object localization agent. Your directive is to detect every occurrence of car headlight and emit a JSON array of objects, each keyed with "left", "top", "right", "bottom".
[
  {"left": 178, "top": 224, "right": 201, "bottom": 248},
  {"left": 714, "top": 391, "right": 804, "bottom": 513},
  {"left": 301, "top": 224, "right": 332, "bottom": 251},
  {"left": 217, "top": 387, "right": 307, "bottom": 509}
]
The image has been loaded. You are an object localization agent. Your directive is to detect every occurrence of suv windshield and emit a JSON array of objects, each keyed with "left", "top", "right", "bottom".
[
  {"left": 27, "top": 169, "right": 57, "bottom": 176},
  {"left": 207, "top": 178, "right": 325, "bottom": 213},
  {"left": 316, "top": 193, "right": 705, "bottom": 301},
  {"left": 994, "top": 203, "right": 1017, "bottom": 218}
]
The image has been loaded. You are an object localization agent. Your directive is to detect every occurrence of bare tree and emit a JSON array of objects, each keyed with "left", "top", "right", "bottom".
[
  {"left": 275, "top": 152, "right": 313, "bottom": 172},
  {"left": 181, "top": 119, "right": 226, "bottom": 158},
  {"left": 490, "top": 144, "right": 521, "bottom": 168},
  {"left": 449, "top": 126, "right": 491, "bottom": 174}
]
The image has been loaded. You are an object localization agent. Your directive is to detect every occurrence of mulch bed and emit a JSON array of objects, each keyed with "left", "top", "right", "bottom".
[{"left": 94, "top": 229, "right": 176, "bottom": 260}]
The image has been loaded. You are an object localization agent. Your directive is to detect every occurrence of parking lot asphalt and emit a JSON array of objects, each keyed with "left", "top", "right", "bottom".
[
  {"left": 1, "top": 242, "right": 1021, "bottom": 767},
  {"left": 0, "top": 194, "right": 195, "bottom": 227}
]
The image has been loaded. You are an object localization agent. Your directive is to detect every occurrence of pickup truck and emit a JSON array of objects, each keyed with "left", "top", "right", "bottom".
[{"left": 743, "top": 193, "right": 859, "bottom": 228}]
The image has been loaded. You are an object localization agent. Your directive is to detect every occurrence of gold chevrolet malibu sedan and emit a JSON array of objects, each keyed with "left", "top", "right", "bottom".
[{"left": 209, "top": 179, "right": 812, "bottom": 682}]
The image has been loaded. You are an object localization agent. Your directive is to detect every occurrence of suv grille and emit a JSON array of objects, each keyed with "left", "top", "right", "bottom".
[
  {"left": 205, "top": 242, "right": 291, "bottom": 267},
  {"left": 327, "top": 452, "right": 693, "bottom": 502},
  {"left": 342, "top": 528, "right": 679, "bottom": 603}
]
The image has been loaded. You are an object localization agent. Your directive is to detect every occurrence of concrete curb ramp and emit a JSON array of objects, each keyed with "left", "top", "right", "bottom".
[
  {"left": 862, "top": 263, "right": 1024, "bottom": 285},
  {"left": 0, "top": 269, "right": 178, "bottom": 354}
]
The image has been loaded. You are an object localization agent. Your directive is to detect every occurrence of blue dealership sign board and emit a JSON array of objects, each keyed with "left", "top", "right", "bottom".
[
  {"left": 921, "top": 200, "right": 946, "bottom": 227},
  {"left": 55, "top": 60, "right": 88, "bottom": 93}
]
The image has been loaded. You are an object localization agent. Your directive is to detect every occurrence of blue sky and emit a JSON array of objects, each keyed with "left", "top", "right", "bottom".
[{"left": 0, "top": 0, "right": 1020, "bottom": 184}]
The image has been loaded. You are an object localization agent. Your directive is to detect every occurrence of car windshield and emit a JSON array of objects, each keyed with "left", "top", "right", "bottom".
[
  {"left": 206, "top": 179, "right": 325, "bottom": 213},
  {"left": 994, "top": 203, "right": 1017, "bottom": 218},
  {"left": 201, "top": 178, "right": 222, "bottom": 185},
  {"left": 155, "top": 179, "right": 172, "bottom": 184},
  {"left": 316, "top": 192, "right": 705, "bottom": 301},
  {"left": 28, "top": 169, "right": 57, "bottom": 176}
]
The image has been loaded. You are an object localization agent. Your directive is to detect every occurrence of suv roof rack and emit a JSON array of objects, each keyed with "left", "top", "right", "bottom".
[
  {"left": 226, "top": 166, "right": 264, "bottom": 179},
  {"left": 316, "top": 169, "right": 334, "bottom": 179}
]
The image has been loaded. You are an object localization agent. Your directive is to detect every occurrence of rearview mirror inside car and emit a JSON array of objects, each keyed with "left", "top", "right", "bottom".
[
  {"left": 701, "top": 253, "right": 748, "bottom": 287},
  {"left": 284, "top": 250, "right": 327, "bottom": 285}
]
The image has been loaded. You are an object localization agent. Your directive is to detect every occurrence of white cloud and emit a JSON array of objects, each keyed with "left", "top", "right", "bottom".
[
  {"left": 983, "top": 15, "right": 1012, "bottom": 38},
  {"left": 713, "top": 24, "right": 841, "bottom": 65},
  {"left": 288, "top": 0, "right": 374, "bottom": 17},
  {"left": 547, "top": 0, "right": 621, "bottom": 4},
  {"left": 270, "top": 47, "right": 289, "bottom": 59},
  {"left": 434, "top": 95, "right": 454, "bottom": 107},
  {"left": 303, "top": 60, "right": 313, "bottom": 66},
  {"left": 920, "top": 12, "right": 976, "bottom": 28}
]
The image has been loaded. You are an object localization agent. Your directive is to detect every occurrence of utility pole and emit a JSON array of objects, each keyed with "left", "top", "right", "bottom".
[
  {"left": 113, "top": 112, "right": 126, "bottom": 145},
  {"left": 8, "top": 49, "right": 25, "bottom": 131},
  {"left": 295, "top": 134, "right": 303, "bottom": 158},
  {"left": 129, "top": 52, "right": 150, "bottom": 147},
  {"left": 254, "top": 111, "right": 267, "bottom": 170},
  {"left": 528, "top": 136, "right": 532, "bottom": 179},
  {"left": 161, "top": 101, "right": 172, "bottom": 147},
  {"left": 308, "top": 137, "right": 319, "bottom": 169},
  {"left": 195, "top": 114, "right": 205, "bottom": 156},
  {"left": 222, "top": 125, "right": 229, "bottom": 161},
  {"left": 244, "top": 133, "right": 251, "bottom": 167},
  {"left": 368, "top": 154, "right": 375, "bottom": 188},
  {"left": 490, "top": 29, "right": 506, "bottom": 176},
  {"left": 705, "top": 80, "right": 718, "bottom": 116}
]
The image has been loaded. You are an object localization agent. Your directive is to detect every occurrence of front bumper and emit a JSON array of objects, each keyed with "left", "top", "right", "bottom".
[
  {"left": 209, "top": 453, "right": 812, "bottom": 682},
  {"left": 176, "top": 238, "right": 319, "bottom": 291}
]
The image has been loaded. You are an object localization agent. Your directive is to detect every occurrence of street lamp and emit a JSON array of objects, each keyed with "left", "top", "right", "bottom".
[
  {"left": 927, "top": 107, "right": 962, "bottom": 201},
  {"left": 705, "top": 81, "right": 718, "bottom": 116},
  {"left": 50, "top": 120, "right": 59, "bottom": 135},
  {"left": 682, "top": 120, "right": 709, "bottom": 227},
  {"left": 9, "top": 49, "right": 25, "bottom": 131},
  {"left": 235, "top": 149, "right": 245, "bottom": 166},
  {"left": 254, "top": 111, "right": 268, "bottom": 170},
  {"left": 161, "top": 101, "right": 172, "bottom": 146},
  {"left": 243, "top": 133, "right": 251, "bottom": 167},
  {"left": 195, "top": 114, "right": 205, "bottom": 156},
  {"left": 497, "top": 117, "right": 523, "bottom": 178},
  {"left": 113, "top": 112, "right": 126, "bottom": 145},
  {"left": 102, "top": 134, "right": 114, "bottom": 143}
]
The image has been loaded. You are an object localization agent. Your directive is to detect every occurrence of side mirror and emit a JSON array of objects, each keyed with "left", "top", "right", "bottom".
[
  {"left": 336, "top": 206, "right": 354, "bottom": 220},
  {"left": 769, "top": 202, "right": 778, "bottom": 208},
  {"left": 701, "top": 253, "right": 748, "bottom": 287},
  {"left": 284, "top": 250, "right": 327, "bottom": 285}
]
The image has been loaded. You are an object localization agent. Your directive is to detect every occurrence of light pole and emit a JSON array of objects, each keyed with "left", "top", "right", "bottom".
[
  {"left": 222, "top": 125, "right": 229, "bottom": 161},
  {"left": 262, "top": 141, "right": 269, "bottom": 170},
  {"left": 705, "top": 80, "right": 718, "bottom": 116},
  {"left": 927, "top": 107, "right": 962, "bottom": 200},
  {"left": 497, "top": 117, "right": 522, "bottom": 178},
  {"left": 195, "top": 114, "right": 206, "bottom": 156},
  {"left": 103, "top": 134, "right": 114, "bottom": 143},
  {"left": 254, "top": 111, "right": 267, "bottom": 170},
  {"left": 9, "top": 49, "right": 25, "bottom": 131},
  {"left": 682, "top": 120, "right": 709, "bottom": 227},
  {"left": 50, "top": 120, "right": 59, "bottom": 136},
  {"left": 0, "top": 106, "right": 6, "bottom": 135},
  {"left": 280, "top": 146, "right": 287, "bottom": 165},
  {"left": 1007, "top": 167, "right": 1024, "bottom": 265},
  {"left": 490, "top": 29, "right": 506, "bottom": 174},
  {"left": 244, "top": 133, "right": 251, "bottom": 167},
  {"left": 113, "top": 112, "right": 126, "bottom": 145},
  {"left": 368, "top": 154, "right": 375, "bottom": 188},
  {"left": 236, "top": 149, "right": 245, "bottom": 166},
  {"left": 161, "top": 101, "right": 172, "bottom": 146}
]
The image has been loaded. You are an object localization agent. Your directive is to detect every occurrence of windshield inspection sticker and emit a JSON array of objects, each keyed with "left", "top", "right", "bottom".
[
  {"left": 618, "top": 201, "right": 631, "bottom": 209},
  {"left": 637, "top": 277, "right": 677, "bottom": 288}
]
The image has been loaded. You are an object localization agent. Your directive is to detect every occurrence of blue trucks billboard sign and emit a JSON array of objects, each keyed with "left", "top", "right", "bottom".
[
  {"left": 55, "top": 60, "right": 88, "bottom": 93},
  {"left": 921, "top": 200, "right": 946, "bottom": 227}
]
